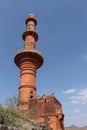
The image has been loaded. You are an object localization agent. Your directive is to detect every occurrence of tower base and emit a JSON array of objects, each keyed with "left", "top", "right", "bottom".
[{"left": 20, "top": 94, "right": 64, "bottom": 130}]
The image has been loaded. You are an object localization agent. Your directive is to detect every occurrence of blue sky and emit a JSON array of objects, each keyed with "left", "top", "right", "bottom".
[{"left": 0, "top": 0, "right": 87, "bottom": 127}]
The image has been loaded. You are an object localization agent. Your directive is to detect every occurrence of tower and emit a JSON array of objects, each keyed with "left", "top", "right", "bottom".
[
  {"left": 14, "top": 13, "right": 64, "bottom": 130},
  {"left": 14, "top": 13, "right": 44, "bottom": 111}
]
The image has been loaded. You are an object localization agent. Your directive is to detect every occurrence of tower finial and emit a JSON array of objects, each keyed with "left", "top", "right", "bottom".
[{"left": 25, "top": 13, "right": 37, "bottom": 26}]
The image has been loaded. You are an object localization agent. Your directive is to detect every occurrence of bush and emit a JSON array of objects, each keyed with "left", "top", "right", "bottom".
[{"left": 0, "top": 107, "right": 21, "bottom": 127}]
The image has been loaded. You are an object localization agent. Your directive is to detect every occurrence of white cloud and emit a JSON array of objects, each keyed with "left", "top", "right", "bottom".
[
  {"left": 74, "top": 109, "right": 80, "bottom": 113},
  {"left": 70, "top": 89, "right": 87, "bottom": 104},
  {"left": 62, "top": 89, "right": 77, "bottom": 94}
]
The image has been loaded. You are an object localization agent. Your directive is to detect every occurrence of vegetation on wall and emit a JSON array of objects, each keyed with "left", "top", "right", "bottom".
[
  {"left": 0, "top": 96, "right": 25, "bottom": 127},
  {"left": 0, "top": 106, "right": 21, "bottom": 127}
]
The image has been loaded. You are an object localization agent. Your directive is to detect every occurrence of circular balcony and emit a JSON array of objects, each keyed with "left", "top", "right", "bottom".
[{"left": 14, "top": 49, "right": 44, "bottom": 69}]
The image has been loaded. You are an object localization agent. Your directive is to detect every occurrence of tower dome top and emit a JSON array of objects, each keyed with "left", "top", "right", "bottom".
[
  {"left": 29, "top": 13, "right": 36, "bottom": 18},
  {"left": 25, "top": 13, "right": 37, "bottom": 26}
]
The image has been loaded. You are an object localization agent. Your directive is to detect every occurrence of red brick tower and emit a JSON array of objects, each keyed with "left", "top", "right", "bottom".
[
  {"left": 14, "top": 13, "right": 44, "bottom": 111},
  {"left": 14, "top": 14, "right": 64, "bottom": 130}
]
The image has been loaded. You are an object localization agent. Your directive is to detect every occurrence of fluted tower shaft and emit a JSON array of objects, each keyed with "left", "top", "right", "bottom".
[{"left": 14, "top": 14, "right": 44, "bottom": 111}]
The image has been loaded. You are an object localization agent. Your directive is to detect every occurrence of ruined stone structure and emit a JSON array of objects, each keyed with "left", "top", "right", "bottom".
[{"left": 14, "top": 13, "right": 64, "bottom": 130}]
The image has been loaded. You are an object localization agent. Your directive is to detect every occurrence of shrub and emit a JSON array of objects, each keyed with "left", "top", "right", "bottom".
[{"left": 0, "top": 107, "right": 21, "bottom": 127}]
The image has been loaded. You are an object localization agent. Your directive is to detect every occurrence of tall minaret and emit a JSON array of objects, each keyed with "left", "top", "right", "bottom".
[{"left": 14, "top": 14, "right": 44, "bottom": 111}]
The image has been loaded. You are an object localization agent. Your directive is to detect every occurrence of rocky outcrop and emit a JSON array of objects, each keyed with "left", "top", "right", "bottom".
[
  {"left": 0, "top": 125, "right": 19, "bottom": 130},
  {"left": 65, "top": 125, "right": 87, "bottom": 130},
  {"left": 0, "top": 119, "right": 48, "bottom": 130}
]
